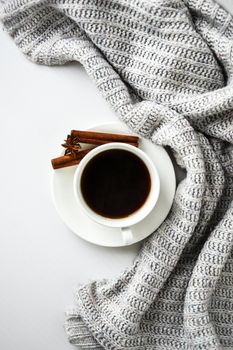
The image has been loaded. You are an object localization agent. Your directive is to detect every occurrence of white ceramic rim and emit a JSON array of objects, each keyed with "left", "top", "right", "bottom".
[{"left": 73, "top": 142, "right": 160, "bottom": 228}]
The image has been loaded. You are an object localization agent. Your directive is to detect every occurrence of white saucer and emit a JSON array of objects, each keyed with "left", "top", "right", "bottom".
[{"left": 51, "top": 122, "right": 176, "bottom": 247}]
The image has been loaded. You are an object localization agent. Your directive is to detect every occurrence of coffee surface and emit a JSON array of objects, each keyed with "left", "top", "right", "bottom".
[{"left": 81, "top": 149, "right": 151, "bottom": 218}]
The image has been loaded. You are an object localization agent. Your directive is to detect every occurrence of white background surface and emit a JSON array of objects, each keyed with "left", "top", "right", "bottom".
[{"left": 0, "top": 1, "right": 232, "bottom": 349}]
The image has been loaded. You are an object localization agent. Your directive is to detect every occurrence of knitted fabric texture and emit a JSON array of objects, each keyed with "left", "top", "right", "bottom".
[{"left": 1, "top": 0, "right": 233, "bottom": 349}]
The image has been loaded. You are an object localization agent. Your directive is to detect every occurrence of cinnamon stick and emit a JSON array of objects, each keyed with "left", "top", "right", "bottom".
[
  {"left": 71, "top": 130, "right": 139, "bottom": 145},
  {"left": 67, "top": 137, "right": 138, "bottom": 147},
  {"left": 51, "top": 149, "right": 92, "bottom": 169},
  {"left": 52, "top": 131, "right": 140, "bottom": 170}
]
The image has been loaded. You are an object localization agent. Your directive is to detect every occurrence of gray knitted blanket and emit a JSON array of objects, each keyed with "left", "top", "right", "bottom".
[{"left": 1, "top": 0, "right": 233, "bottom": 348}]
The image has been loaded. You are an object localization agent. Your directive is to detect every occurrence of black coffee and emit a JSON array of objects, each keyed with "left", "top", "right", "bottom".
[{"left": 80, "top": 149, "right": 151, "bottom": 219}]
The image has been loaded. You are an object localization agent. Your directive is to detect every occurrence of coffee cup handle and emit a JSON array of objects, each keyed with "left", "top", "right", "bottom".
[{"left": 121, "top": 227, "right": 133, "bottom": 245}]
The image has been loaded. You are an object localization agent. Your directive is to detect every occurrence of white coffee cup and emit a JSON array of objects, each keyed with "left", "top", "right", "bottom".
[{"left": 73, "top": 142, "right": 160, "bottom": 245}]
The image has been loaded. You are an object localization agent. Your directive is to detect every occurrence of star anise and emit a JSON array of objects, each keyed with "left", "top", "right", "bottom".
[{"left": 62, "top": 134, "right": 81, "bottom": 158}]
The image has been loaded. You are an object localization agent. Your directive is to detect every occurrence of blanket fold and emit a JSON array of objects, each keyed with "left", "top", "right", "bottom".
[{"left": 1, "top": 0, "right": 233, "bottom": 348}]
